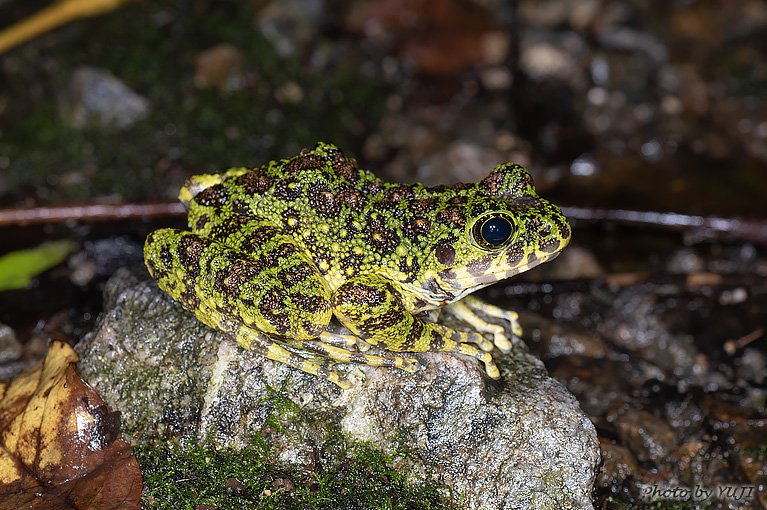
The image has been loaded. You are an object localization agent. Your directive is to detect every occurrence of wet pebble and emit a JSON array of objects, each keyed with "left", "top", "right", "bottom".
[
  {"left": 609, "top": 407, "right": 681, "bottom": 463},
  {"left": 597, "top": 438, "right": 638, "bottom": 488}
]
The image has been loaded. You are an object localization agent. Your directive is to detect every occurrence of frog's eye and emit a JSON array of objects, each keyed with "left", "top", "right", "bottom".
[{"left": 473, "top": 213, "right": 515, "bottom": 250}]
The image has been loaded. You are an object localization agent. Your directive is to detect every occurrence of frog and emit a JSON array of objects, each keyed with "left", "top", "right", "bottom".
[{"left": 143, "top": 142, "right": 571, "bottom": 389}]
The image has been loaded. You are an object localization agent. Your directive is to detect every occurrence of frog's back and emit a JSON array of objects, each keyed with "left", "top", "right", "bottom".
[
  {"left": 178, "top": 143, "right": 569, "bottom": 305},
  {"left": 192, "top": 144, "right": 390, "bottom": 210}
]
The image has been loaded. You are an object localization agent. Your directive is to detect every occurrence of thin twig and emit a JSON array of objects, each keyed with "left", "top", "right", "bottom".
[{"left": 0, "top": 0, "right": 134, "bottom": 54}]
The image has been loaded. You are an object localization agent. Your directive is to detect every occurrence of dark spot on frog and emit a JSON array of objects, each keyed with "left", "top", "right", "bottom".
[
  {"left": 403, "top": 216, "right": 430, "bottom": 241},
  {"left": 323, "top": 146, "right": 360, "bottom": 181},
  {"left": 194, "top": 213, "right": 209, "bottom": 232},
  {"left": 333, "top": 281, "right": 386, "bottom": 309},
  {"left": 258, "top": 293, "right": 290, "bottom": 334},
  {"left": 509, "top": 171, "right": 535, "bottom": 198},
  {"left": 267, "top": 243, "right": 304, "bottom": 268},
  {"left": 506, "top": 240, "right": 525, "bottom": 267},
  {"left": 382, "top": 185, "right": 415, "bottom": 203},
  {"left": 363, "top": 303, "right": 407, "bottom": 333},
  {"left": 176, "top": 235, "right": 208, "bottom": 277},
  {"left": 367, "top": 216, "right": 399, "bottom": 254},
  {"left": 273, "top": 177, "right": 301, "bottom": 201},
  {"left": 435, "top": 244, "right": 455, "bottom": 266},
  {"left": 194, "top": 185, "right": 230, "bottom": 207},
  {"left": 283, "top": 152, "right": 324, "bottom": 173},
  {"left": 557, "top": 218, "right": 572, "bottom": 240},
  {"left": 436, "top": 206, "right": 466, "bottom": 226},
  {"left": 278, "top": 264, "right": 314, "bottom": 285},
  {"left": 337, "top": 186, "right": 365, "bottom": 212},
  {"left": 240, "top": 225, "right": 282, "bottom": 252},
  {"left": 525, "top": 216, "right": 543, "bottom": 233},
  {"left": 301, "top": 320, "right": 325, "bottom": 339},
  {"left": 339, "top": 253, "right": 363, "bottom": 272},
  {"left": 425, "top": 328, "right": 446, "bottom": 352},
  {"left": 481, "top": 163, "right": 534, "bottom": 199},
  {"left": 363, "top": 180, "right": 384, "bottom": 195},
  {"left": 302, "top": 232, "right": 318, "bottom": 250},
  {"left": 466, "top": 255, "right": 492, "bottom": 276},
  {"left": 159, "top": 243, "right": 174, "bottom": 269},
  {"left": 209, "top": 213, "right": 252, "bottom": 240},
  {"left": 539, "top": 237, "right": 561, "bottom": 254},
  {"left": 531, "top": 222, "right": 553, "bottom": 247},
  {"left": 231, "top": 198, "right": 251, "bottom": 215},
  {"left": 297, "top": 294, "right": 327, "bottom": 316},
  {"left": 334, "top": 159, "right": 361, "bottom": 182},
  {"left": 235, "top": 171, "right": 272, "bottom": 194},
  {"left": 214, "top": 257, "right": 256, "bottom": 298},
  {"left": 399, "top": 257, "right": 418, "bottom": 281},
  {"left": 408, "top": 198, "right": 436, "bottom": 214},
  {"left": 308, "top": 184, "right": 340, "bottom": 217},
  {"left": 179, "top": 285, "right": 201, "bottom": 310}
]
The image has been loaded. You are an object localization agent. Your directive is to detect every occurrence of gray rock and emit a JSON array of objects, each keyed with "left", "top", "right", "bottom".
[{"left": 77, "top": 267, "right": 599, "bottom": 510}]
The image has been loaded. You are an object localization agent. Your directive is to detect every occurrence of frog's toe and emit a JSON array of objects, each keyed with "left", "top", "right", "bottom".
[
  {"left": 331, "top": 374, "right": 352, "bottom": 389},
  {"left": 355, "top": 338, "right": 374, "bottom": 352},
  {"left": 485, "top": 361, "right": 501, "bottom": 379},
  {"left": 473, "top": 351, "right": 501, "bottom": 379},
  {"left": 494, "top": 333, "right": 513, "bottom": 353},
  {"left": 401, "top": 358, "right": 419, "bottom": 373},
  {"left": 475, "top": 336, "right": 494, "bottom": 352}
]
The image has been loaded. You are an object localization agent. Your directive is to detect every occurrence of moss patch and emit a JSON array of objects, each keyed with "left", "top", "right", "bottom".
[{"left": 136, "top": 438, "right": 456, "bottom": 510}]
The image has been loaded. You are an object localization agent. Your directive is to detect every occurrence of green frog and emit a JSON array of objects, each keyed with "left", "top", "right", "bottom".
[{"left": 144, "top": 143, "right": 570, "bottom": 388}]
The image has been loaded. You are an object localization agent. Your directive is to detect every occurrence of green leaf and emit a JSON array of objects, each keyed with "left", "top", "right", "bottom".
[{"left": 0, "top": 239, "right": 74, "bottom": 291}]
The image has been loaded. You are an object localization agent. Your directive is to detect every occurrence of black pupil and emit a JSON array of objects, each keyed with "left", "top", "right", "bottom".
[{"left": 481, "top": 217, "right": 512, "bottom": 247}]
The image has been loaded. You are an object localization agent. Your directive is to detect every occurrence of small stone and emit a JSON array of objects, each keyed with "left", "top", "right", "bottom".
[
  {"left": 63, "top": 67, "right": 150, "bottom": 129},
  {"left": 194, "top": 44, "right": 245, "bottom": 91},
  {"left": 0, "top": 323, "right": 21, "bottom": 363},
  {"left": 597, "top": 439, "right": 638, "bottom": 488},
  {"left": 611, "top": 407, "right": 680, "bottom": 463}
]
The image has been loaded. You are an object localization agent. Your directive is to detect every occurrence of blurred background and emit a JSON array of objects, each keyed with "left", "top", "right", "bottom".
[
  {"left": 1, "top": 0, "right": 765, "bottom": 213},
  {"left": 1, "top": 1, "right": 766, "bottom": 508}
]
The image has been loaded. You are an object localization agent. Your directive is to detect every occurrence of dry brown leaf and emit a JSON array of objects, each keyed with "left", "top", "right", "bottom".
[{"left": 0, "top": 340, "right": 142, "bottom": 509}]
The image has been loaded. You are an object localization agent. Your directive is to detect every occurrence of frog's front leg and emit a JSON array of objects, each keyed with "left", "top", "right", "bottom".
[
  {"left": 443, "top": 295, "right": 522, "bottom": 353},
  {"left": 331, "top": 274, "right": 501, "bottom": 379}
]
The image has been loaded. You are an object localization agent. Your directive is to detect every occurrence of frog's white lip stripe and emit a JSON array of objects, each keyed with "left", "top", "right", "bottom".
[{"left": 440, "top": 251, "right": 561, "bottom": 296}]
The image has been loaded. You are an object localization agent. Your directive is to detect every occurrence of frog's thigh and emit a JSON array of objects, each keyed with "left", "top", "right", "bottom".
[
  {"left": 331, "top": 274, "right": 500, "bottom": 379},
  {"left": 145, "top": 227, "right": 332, "bottom": 338},
  {"left": 145, "top": 228, "right": 350, "bottom": 387}
]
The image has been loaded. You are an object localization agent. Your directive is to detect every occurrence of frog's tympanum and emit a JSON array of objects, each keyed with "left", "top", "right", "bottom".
[{"left": 144, "top": 143, "right": 571, "bottom": 388}]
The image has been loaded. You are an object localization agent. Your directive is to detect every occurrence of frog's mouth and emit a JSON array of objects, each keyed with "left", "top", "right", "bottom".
[{"left": 430, "top": 250, "right": 562, "bottom": 304}]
